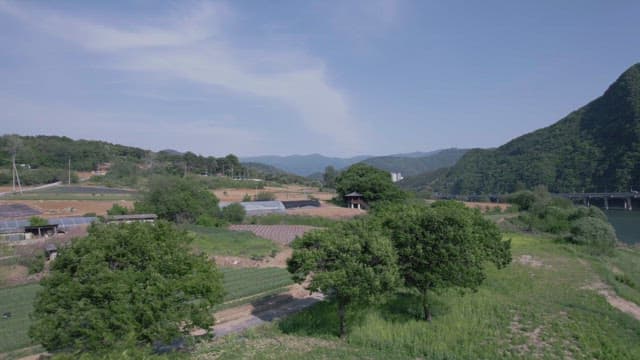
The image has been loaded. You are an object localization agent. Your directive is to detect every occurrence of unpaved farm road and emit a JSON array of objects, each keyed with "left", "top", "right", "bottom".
[{"left": 213, "top": 291, "right": 324, "bottom": 337}]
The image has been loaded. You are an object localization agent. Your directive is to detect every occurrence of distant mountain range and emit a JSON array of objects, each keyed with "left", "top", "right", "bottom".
[
  {"left": 241, "top": 149, "right": 468, "bottom": 177},
  {"left": 360, "top": 148, "right": 468, "bottom": 177},
  {"left": 400, "top": 63, "right": 640, "bottom": 194},
  {"left": 240, "top": 154, "right": 370, "bottom": 176}
]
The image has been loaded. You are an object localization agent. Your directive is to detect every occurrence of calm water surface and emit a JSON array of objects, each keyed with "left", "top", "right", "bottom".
[{"left": 605, "top": 210, "right": 640, "bottom": 245}]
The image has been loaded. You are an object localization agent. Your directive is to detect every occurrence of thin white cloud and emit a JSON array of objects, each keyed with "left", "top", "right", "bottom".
[{"left": 0, "top": 0, "right": 364, "bottom": 152}]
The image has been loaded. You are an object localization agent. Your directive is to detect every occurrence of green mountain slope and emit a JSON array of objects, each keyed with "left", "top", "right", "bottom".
[
  {"left": 428, "top": 63, "right": 640, "bottom": 194},
  {"left": 360, "top": 148, "right": 468, "bottom": 177}
]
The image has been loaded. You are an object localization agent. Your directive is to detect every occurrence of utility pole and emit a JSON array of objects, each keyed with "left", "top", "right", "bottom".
[
  {"left": 68, "top": 157, "right": 71, "bottom": 185},
  {"left": 12, "top": 154, "right": 23, "bottom": 194}
]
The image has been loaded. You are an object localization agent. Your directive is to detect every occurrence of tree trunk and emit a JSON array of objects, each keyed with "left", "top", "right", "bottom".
[
  {"left": 422, "top": 288, "right": 432, "bottom": 322},
  {"left": 338, "top": 301, "right": 346, "bottom": 338}
]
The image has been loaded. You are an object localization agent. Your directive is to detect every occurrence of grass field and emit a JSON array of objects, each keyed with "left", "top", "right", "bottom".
[
  {"left": 185, "top": 225, "right": 280, "bottom": 258},
  {"left": 195, "top": 233, "right": 640, "bottom": 359},
  {"left": 0, "top": 267, "right": 293, "bottom": 354},
  {"left": 0, "top": 284, "right": 41, "bottom": 353},
  {"left": 221, "top": 267, "right": 293, "bottom": 303},
  {"left": 245, "top": 214, "right": 338, "bottom": 227}
]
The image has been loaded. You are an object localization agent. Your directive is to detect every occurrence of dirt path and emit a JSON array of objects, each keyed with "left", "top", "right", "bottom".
[
  {"left": 583, "top": 281, "right": 640, "bottom": 321},
  {"left": 213, "top": 285, "right": 323, "bottom": 338}
]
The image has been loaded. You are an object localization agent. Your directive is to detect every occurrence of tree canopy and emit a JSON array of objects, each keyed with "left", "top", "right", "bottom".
[
  {"left": 135, "top": 176, "right": 220, "bottom": 223},
  {"left": 29, "top": 221, "right": 224, "bottom": 353},
  {"left": 373, "top": 201, "right": 511, "bottom": 320},
  {"left": 287, "top": 219, "right": 400, "bottom": 337},
  {"left": 335, "top": 163, "right": 406, "bottom": 205}
]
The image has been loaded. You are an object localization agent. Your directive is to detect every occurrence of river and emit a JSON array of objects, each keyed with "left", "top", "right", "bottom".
[{"left": 605, "top": 210, "right": 640, "bottom": 245}]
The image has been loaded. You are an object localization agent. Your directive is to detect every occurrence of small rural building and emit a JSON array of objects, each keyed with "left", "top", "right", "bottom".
[
  {"left": 219, "top": 201, "right": 286, "bottom": 216},
  {"left": 344, "top": 192, "right": 367, "bottom": 210},
  {"left": 44, "top": 243, "right": 58, "bottom": 260},
  {"left": 24, "top": 224, "right": 59, "bottom": 238},
  {"left": 105, "top": 214, "right": 158, "bottom": 224}
]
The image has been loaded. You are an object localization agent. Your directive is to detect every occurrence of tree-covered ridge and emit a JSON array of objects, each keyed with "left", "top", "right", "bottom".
[
  {"left": 359, "top": 148, "right": 468, "bottom": 177},
  {"left": 0, "top": 135, "right": 149, "bottom": 171},
  {"left": 431, "top": 63, "right": 640, "bottom": 194}
]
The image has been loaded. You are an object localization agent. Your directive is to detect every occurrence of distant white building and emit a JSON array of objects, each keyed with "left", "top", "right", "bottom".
[{"left": 390, "top": 172, "right": 404, "bottom": 183}]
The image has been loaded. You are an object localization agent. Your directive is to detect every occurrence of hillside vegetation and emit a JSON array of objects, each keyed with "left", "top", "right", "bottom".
[{"left": 411, "top": 63, "right": 640, "bottom": 194}]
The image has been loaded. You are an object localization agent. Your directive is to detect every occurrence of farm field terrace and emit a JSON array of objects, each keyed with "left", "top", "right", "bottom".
[{"left": 193, "top": 233, "right": 640, "bottom": 360}]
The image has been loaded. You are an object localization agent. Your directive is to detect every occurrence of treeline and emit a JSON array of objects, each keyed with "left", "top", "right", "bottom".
[
  {"left": 404, "top": 63, "right": 640, "bottom": 195},
  {"left": 0, "top": 135, "right": 149, "bottom": 171},
  {"left": 359, "top": 148, "right": 468, "bottom": 177}
]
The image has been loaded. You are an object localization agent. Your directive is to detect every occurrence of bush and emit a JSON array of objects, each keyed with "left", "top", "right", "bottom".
[
  {"left": 567, "top": 217, "right": 618, "bottom": 255},
  {"left": 242, "top": 194, "right": 252, "bottom": 202},
  {"left": 195, "top": 214, "right": 226, "bottom": 228},
  {"left": 255, "top": 191, "right": 276, "bottom": 201},
  {"left": 20, "top": 254, "right": 45, "bottom": 274},
  {"left": 506, "top": 191, "right": 537, "bottom": 211},
  {"left": 107, "top": 203, "right": 130, "bottom": 216},
  {"left": 222, "top": 203, "right": 246, "bottom": 223},
  {"left": 29, "top": 216, "right": 48, "bottom": 227}
]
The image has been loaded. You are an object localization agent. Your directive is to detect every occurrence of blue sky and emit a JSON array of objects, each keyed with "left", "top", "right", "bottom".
[{"left": 1, "top": 1, "right": 639, "bottom": 157}]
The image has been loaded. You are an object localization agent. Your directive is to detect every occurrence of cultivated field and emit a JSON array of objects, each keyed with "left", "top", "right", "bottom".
[
  {"left": 186, "top": 225, "right": 279, "bottom": 259},
  {"left": 213, "top": 185, "right": 334, "bottom": 202},
  {"left": 0, "top": 200, "right": 133, "bottom": 218},
  {"left": 229, "top": 225, "right": 318, "bottom": 245}
]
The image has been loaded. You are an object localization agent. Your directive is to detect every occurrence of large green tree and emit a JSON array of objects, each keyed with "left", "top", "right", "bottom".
[
  {"left": 135, "top": 176, "right": 220, "bottom": 223},
  {"left": 373, "top": 201, "right": 511, "bottom": 320},
  {"left": 287, "top": 219, "right": 400, "bottom": 337},
  {"left": 29, "top": 221, "right": 224, "bottom": 353},
  {"left": 335, "top": 163, "right": 406, "bottom": 205}
]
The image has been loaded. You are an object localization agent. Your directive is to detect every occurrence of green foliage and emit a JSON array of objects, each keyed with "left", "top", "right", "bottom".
[
  {"left": 29, "top": 221, "right": 224, "bottom": 353},
  {"left": 221, "top": 203, "right": 246, "bottom": 223},
  {"left": 322, "top": 165, "right": 338, "bottom": 188},
  {"left": 506, "top": 190, "right": 537, "bottom": 211},
  {"left": 288, "top": 219, "right": 400, "bottom": 337},
  {"left": 335, "top": 163, "right": 407, "bottom": 205},
  {"left": 195, "top": 214, "right": 226, "bottom": 228},
  {"left": 135, "top": 176, "right": 220, "bottom": 223},
  {"left": 373, "top": 201, "right": 511, "bottom": 320},
  {"left": 254, "top": 191, "right": 276, "bottom": 201},
  {"left": 568, "top": 217, "right": 618, "bottom": 255},
  {"left": 242, "top": 194, "right": 252, "bottom": 202},
  {"left": 106, "top": 203, "right": 130, "bottom": 216},
  {"left": 28, "top": 216, "right": 48, "bottom": 227}
]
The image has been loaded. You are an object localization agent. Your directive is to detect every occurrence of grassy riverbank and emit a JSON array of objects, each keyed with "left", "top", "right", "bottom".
[{"left": 194, "top": 233, "right": 640, "bottom": 359}]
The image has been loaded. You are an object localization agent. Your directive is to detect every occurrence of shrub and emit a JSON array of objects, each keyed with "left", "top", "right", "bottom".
[
  {"left": 567, "top": 217, "right": 618, "bottom": 255},
  {"left": 242, "top": 194, "right": 252, "bottom": 202},
  {"left": 222, "top": 203, "right": 246, "bottom": 223},
  {"left": 196, "top": 214, "right": 226, "bottom": 228},
  {"left": 506, "top": 191, "right": 537, "bottom": 211},
  {"left": 107, "top": 203, "right": 130, "bottom": 216},
  {"left": 255, "top": 191, "right": 276, "bottom": 201},
  {"left": 29, "top": 216, "right": 48, "bottom": 227}
]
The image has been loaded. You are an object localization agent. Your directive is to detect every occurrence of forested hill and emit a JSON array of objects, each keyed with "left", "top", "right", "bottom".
[
  {"left": 359, "top": 148, "right": 468, "bottom": 177},
  {"left": 426, "top": 63, "right": 640, "bottom": 194},
  {"left": 0, "top": 135, "right": 149, "bottom": 171}
]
